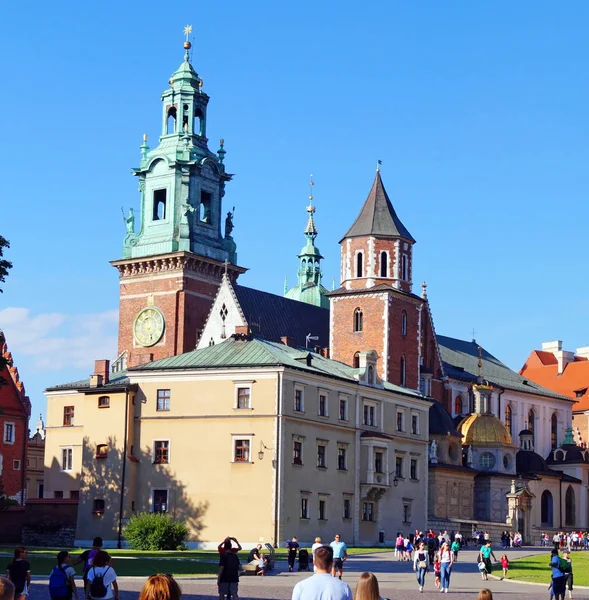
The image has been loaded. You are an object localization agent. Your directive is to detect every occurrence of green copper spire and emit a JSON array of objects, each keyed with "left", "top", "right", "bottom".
[
  {"left": 561, "top": 426, "right": 575, "bottom": 446},
  {"left": 122, "top": 28, "right": 237, "bottom": 264},
  {"left": 285, "top": 176, "right": 329, "bottom": 309}
]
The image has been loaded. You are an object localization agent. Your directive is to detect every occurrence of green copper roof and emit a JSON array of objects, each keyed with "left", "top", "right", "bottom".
[{"left": 129, "top": 336, "right": 424, "bottom": 399}]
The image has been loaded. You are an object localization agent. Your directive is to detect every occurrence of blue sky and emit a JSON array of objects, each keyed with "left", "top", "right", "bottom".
[{"left": 1, "top": 1, "right": 588, "bottom": 419}]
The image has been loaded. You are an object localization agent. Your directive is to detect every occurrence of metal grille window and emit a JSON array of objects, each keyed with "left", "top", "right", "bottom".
[
  {"left": 157, "top": 389, "right": 171, "bottom": 411},
  {"left": 154, "top": 441, "right": 169, "bottom": 464}
]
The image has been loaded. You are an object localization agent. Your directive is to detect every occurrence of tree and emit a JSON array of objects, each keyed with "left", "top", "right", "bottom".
[{"left": 0, "top": 235, "right": 12, "bottom": 294}]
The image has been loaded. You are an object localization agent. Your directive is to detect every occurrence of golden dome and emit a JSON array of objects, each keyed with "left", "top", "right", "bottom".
[{"left": 458, "top": 413, "right": 514, "bottom": 447}]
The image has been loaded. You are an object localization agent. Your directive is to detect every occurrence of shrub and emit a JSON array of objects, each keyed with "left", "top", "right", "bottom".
[{"left": 123, "top": 512, "right": 189, "bottom": 550}]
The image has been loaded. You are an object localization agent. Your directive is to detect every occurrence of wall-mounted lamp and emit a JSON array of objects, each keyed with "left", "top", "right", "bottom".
[
  {"left": 258, "top": 441, "right": 272, "bottom": 461},
  {"left": 388, "top": 472, "right": 399, "bottom": 487}
]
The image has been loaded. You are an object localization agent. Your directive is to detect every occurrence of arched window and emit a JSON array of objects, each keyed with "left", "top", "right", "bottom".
[
  {"left": 454, "top": 395, "right": 463, "bottom": 415},
  {"left": 401, "top": 311, "right": 407, "bottom": 336},
  {"left": 367, "top": 365, "right": 375, "bottom": 385},
  {"left": 356, "top": 252, "right": 363, "bottom": 278},
  {"left": 166, "top": 106, "right": 177, "bottom": 134},
  {"left": 541, "top": 490, "right": 553, "bottom": 526},
  {"left": 353, "top": 352, "right": 360, "bottom": 368},
  {"left": 528, "top": 409, "right": 536, "bottom": 447},
  {"left": 565, "top": 485, "right": 576, "bottom": 526},
  {"left": 354, "top": 308, "right": 363, "bottom": 332},
  {"left": 400, "top": 355, "right": 406, "bottom": 387},
  {"left": 380, "top": 251, "right": 388, "bottom": 277},
  {"left": 194, "top": 108, "right": 203, "bottom": 136},
  {"left": 551, "top": 413, "right": 558, "bottom": 449},
  {"left": 505, "top": 405, "right": 512, "bottom": 438}
]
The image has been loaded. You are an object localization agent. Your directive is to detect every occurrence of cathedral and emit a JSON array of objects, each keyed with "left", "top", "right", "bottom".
[{"left": 42, "top": 33, "right": 588, "bottom": 546}]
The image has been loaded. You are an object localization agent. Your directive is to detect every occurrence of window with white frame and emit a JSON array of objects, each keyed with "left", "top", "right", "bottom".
[
  {"left": 411, "top": 413, "right": 419, "bottom": 435},
  {"left": 317, "top": 442, "right": 327, "bottom": 468},
  {"left": 236, "top": 386, "right": 251, "bottom": 409},
  {"left": 362, "top": 501, "right": 375, "bottom": 521},
  {"left": 232, "top": 436, "right": 252, "bottom": 462},
  {"left": 3, "top": 422, "right": 15, "bottom": 444},
  {"left": 98, "top": 396, "right": 110, "bottom": 408},
  {"left": 419, "top": 376, "right": 431, "bottom": 397},
  {"left": 339, "top": 396, "right": 348, "bottom": 421},
  {"left": 374, "top": 449, "right": 384, "bottom": 474},
  {"left": 396, "top": 410, "right": 404, "bottom": 432},
  {"left": 363, "top": 402, "right": 377, "bottom": 427},
  {"left": 337, "top": 444, "right": 348, "bottom": 470},
  {"left": 301, "top": 495, "right": 310, "bottom": 519},
  {"left": 318, "top": 392, "right": 328, "bottom": 417},
  {"left": 61, "top": 448, "right": 73, "bottom": 472},
  {"left": 395, "top": 455, "right": 404, "bottom": 478},
  {"left": 294, "top": 388, "right": 304, "bottom": 412},
  {"left": 153, "top": 440, "right": 170, "bottom": 464}
]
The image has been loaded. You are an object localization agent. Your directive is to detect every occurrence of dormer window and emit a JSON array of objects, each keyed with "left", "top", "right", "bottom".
[{"left": 356, "top": 252, "right": 363, "bottom": 278}]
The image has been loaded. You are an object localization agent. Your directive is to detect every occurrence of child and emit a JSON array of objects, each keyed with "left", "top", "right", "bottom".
[
  {"left": 451, "top": 539, "right": 460, "bottom": 562},
  {"left": 257, "top": 553, "right": 267, "bottom": 576},
  {"left": 548, "top": 579, "right": 554, "bottom": 600},
  {"left": 478, "top": 559, "right": 488, "bottom": 581},
  {"left": 500, "top": 554, "right": 509, "bottom": 580},
  {"left": 434, "top": 554, "right": 441, "bottom": 589}
]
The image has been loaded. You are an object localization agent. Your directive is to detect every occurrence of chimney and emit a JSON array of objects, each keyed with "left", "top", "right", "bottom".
[
  {"left": 281, "top": 336, "right": 295, "bottom": 346},
  {"left": 541, "top": 341, "right": 573, "bottom": 375},
  {"left": 576, "top": 347, "right": 589, "bottom": 359},
  {"left": 234, "top": 325, "right": 250, "bottom": 336},
  {"left": 89, "top": 359, "right": 110, "bottom": 388},
  {"left": 542, "top": 340, "right": 562, "bottom": 353}
]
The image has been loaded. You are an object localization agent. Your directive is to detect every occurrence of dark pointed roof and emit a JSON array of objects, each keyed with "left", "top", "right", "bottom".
[{"left": 341, "top": 172, "right": 415, "bottom": 242}]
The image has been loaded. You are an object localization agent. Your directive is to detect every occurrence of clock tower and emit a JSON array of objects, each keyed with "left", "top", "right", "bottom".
[{"left": 111, "top": 33, "right": 245, "bottom": 368}]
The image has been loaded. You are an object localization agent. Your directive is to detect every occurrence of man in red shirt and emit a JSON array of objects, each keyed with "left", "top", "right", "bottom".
[{"left": 218, "top": 537, "right": 242, "bottom": 555}]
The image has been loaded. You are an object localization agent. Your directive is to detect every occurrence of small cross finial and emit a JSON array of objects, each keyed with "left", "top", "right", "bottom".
[
  {"left": 376, "top": 159, "right": 382, "bottom": 172},
  {"left": 421, "top": 280, "right": 427, "bottom": 299},
  {"left": 471, "top": 328, "right": 477, "bottom": 342},
  {"left": 223, "top": 259, "right": 229, "bottom": 277},
  {"left": 307, "top": 174, "right": 316, "bottom": 213}
]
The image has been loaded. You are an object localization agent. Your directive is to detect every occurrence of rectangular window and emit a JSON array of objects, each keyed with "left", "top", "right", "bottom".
[
  {"left": 236, "top": 387, "right": 251, "bottom": 409},
  {"left": 396, "top": 456, "right": 403, "bottom": 478},
  {"left": 234, "top": 439, "right": 250, "bottom": 462},
  {"left": 343, "top": 498, "right": 351, "bottom": 519},
  {"left": 54, "top": 491, "right": 64, "bottom": 499},
  {"left": 70, "top": 490, "right": 79, "bottom": 500},
  {"left": 319, "top": 499, "right": 326, "bottom": 520},
  {"left": 98, "top": 396, "right": 110, "bottom": 408},
  {"left": 317, "top": 444, "right": 326, "bottom": 468},
  {"left": 410, "top": 458, "right": 418, "bottom": 480},
  {"left": 319, "top": 394, "right": 328, "bottom": 417},
  {"left": 374, "top": 451, "right": 384, "bottom": 474},
  {"left": 301, "top": 497, "right": 309, "bottom": 519},
  {"left": 96, "top": 444, "right": 108, "bottom": 459},
  {"left": 362, "top": 502, "right": 375, "bottom": 521},
  {"left": 293, "top": 441, "right": 303, "bottom": 465},
  {"left": 154, "top": 441, "right": 169, "bottom": 464},
  {"left": 199, "top": 190, "right": 211, "bottom": 223},
  {"left": 63, "top": 406, "right": 74, "bottom": 426},
  {"left": 157, "top": 389, "right": 171, "bottom": 411},
  {"left": 363, "top": 404, "right": 376, "bottom": 426},
  {"left": 93, "top": 498, "right": 105, "bottom": 514},
  {"left": 153, "top": 189, "right": 167, "bottom": 220},
  {"left": 411, "top": 414, "right": 419, "bottom": 435},
  {"left": 294, "top": 389, "right": 304, "bottom": 412},
  {"left": 61, "top": 448, "right": 73, "bottom": 472},
  {"left": 403, "top": 503, "right": 411, "bottom": 523},
  {"left": 396, "top": 411, "right": 404, "bottom": 432},
  {"left": 3, "top": 422, "right": 15, "bottom": 443},
  {"left": 339, "top": 397, "right": 348, "bottom": 421},
  {"left": 153, "top": 490, "right": 168, "bottom": 513},
  {"left": 13, "top": 460, "right": 21, "bottom": 471},
  {"left": 338, "top": 447, "right": 347, "bottom": 470}
]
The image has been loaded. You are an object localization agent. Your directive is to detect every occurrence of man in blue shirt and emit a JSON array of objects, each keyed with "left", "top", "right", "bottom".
[
  {"left": 330, "top": 534, "right": 348, "bottom": 579},
  {"left": 550, "top": 549, "right": 567, "bottom": 600},
  {"left": 292, "top": 546, "right": 351, "bottom": 600}
]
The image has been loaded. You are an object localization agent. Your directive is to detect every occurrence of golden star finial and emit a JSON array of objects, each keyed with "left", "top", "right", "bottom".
[{"left": 183, "top": 25, "right": 193, "bottom": 40}]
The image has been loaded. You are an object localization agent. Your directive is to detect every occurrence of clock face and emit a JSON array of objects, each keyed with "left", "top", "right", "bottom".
[{"left": 133, "top": 307, "right": 165, "bottom": 347}]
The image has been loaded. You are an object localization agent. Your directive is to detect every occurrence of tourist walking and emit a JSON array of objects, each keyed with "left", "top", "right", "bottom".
[
  {"left": 439, "top": 542, "right": 453, "bottom": 593},
  {"left": 479, "top": 541, "right": 496, "bottom": 577},
  {"left": 311, "top": 537, "right": 323, "bottom": 572},
  {"left": 5, "top": 547, "right": 30, "bottom": 600},
  {"left": 73, "top": 538, "right": 102, "bottom": 586},
  {"left": 500, "top": 554, "right": 509, "bottom": 580},
  {"left": 330, "top": 534, "right": 347, "bottom": 579},
  {"left": 353, "top": 572, "right": 390, "bottom": 600},
  {"left": 86, "top": 551, "right": 118, "bottom": 600},
  {"left": 563, "top": 550, "right": 573, "bottom": 599},
  {"left": 412, "top": 541, "right": 428, "bottom": 593},
  {"left": 139, "top": 574, "right": 181, "bottom": 600},
  {"left": 395, "top": 533, "right": 404, "bottom": 561},
  {"left": 49, "top": 551, "right": 78, "bottom": 600},
  {"left": 550, "top": 549, "right": 567, "bottom": 600},
  {"left": 217, "top": 540, "right": 240, "bottom": 600},
  {"left": 287, "top": 537, "right": 300, "bottom": 573},
  {"left": 292, "top": 546, "right": 352, "bottom": 600}
]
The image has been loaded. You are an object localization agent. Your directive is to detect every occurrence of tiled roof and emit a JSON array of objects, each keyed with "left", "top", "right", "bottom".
[
  {"left": 520, "top": 349, "right": 589, "bottom": 411},
  {"left": 341, "top": 172, "right": 415, "bottom": 242},
  {"left": 129, "top": 336, "right": 425, "bottom": 400},
  {"left": 437, "top": 335, "right": 572, "bottom": 401},
  {"left": 45, "top": 371, "right": 130, "bottom": 392},
  {"left": 233, "top": 285, "right": 329, "bottom": 348}
]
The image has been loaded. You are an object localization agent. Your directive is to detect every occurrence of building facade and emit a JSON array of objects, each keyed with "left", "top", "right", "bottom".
[{"left": 26, "top": 415, "right": 45, "bottom": 500}]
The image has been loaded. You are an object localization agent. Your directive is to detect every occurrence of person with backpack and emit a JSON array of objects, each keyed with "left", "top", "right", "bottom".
[
  {"left": 72, "top": 538, "right": 103, "bottom": 586},
  {"left": 86, "top": 551, "right": 118, "bottom": 600},
  {"left": 5, "top": 547, "right": 30, "bottom": 600},
  {"left": 217, "top": 539, "right": 240, "bottom": 600},
  {"left": 49, "top": 551, "right": 78, "bottom": 600},
  {"left": 550, "top": 549, "right": 567, "bottom": 600}
]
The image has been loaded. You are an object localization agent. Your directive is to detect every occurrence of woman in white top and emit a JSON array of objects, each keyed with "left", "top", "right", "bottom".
[
  {"left": 311, "top": 537, "right": 323, "bottom": 572},
  {"left": 413, "top": 541, "right": 429, "bottom": 593},
  {"left": 86, "top": 551, "right": 118, "bottom": 600},
  {"left": 439, "top": 542, "right": 454, "bottom": 594}
]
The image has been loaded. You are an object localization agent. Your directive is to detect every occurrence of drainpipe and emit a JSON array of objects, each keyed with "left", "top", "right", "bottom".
[
  {"left": 273, "top": 372, "right": 283, "bottom": 546},
  {"left": 117, "top": 388, "right": 130, "bottom": 548},
  {"left": 497, "top": 388, "right": 504, "bottom": 420},
  {"left": 21, "top": 413, "right": 28, "bottom": 504}
]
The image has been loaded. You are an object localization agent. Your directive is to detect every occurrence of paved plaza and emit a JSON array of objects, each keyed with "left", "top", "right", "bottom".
[{"left": 25, "top": 547, "right": 588, "bottom": 599}]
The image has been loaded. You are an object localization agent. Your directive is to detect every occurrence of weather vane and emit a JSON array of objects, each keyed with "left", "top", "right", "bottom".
[
  {"left": 307, "top": 174, "right": 316, "bottom": 212},
  {"left": 183, "top": 24, "right": 193, "bottom": 41}
]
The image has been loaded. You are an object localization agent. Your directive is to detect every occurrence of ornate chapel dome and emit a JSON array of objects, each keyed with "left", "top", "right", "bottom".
[{"left": 458, "top": 413, "right": 513, "bottom": 447}]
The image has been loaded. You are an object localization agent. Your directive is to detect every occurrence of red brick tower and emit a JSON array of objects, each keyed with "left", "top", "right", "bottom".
[{"left": 329, "top": 169, "right": 441, "bottom": 393}]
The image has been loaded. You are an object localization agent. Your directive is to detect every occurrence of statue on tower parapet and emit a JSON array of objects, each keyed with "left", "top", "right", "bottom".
[
  {"left": 123, "top": 207, "right": 135, "bottom": 234},
  {"left": 225, "top": 209, "right": 234, "bottom": 239}
]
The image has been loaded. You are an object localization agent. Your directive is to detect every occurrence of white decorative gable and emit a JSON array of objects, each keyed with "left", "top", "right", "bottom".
[{"left": 197, "top": 276, "right": 247, "bottom": 349}]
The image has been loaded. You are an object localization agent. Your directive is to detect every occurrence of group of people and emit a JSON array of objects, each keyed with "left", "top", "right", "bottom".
[
  {"left": 545, "top": 531, "right": 589, "bottom": 551},
  {"left": 499, "top": 531, "right": 522, "bottom": 548},
  {"left": 549, "top": 548, "right": 575, "bottom": 600}
]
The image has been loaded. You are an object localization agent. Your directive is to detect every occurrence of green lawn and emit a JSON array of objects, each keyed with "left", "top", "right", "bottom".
[{"left": 508, "top": 552, "right": 588, "bottom": 586}]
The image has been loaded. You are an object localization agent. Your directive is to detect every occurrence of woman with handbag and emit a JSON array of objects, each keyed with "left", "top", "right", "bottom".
[
  {"left": 413, "top": 541, "right": 429, "bottom": 593},
  {"left": 439, "top": 541, "right": 454, "bottom": 593}
]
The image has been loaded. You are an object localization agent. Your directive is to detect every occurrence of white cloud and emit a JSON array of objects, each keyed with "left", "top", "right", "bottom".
[{"left": 0, "top": 307, "right": 118, "bottom": 371}]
